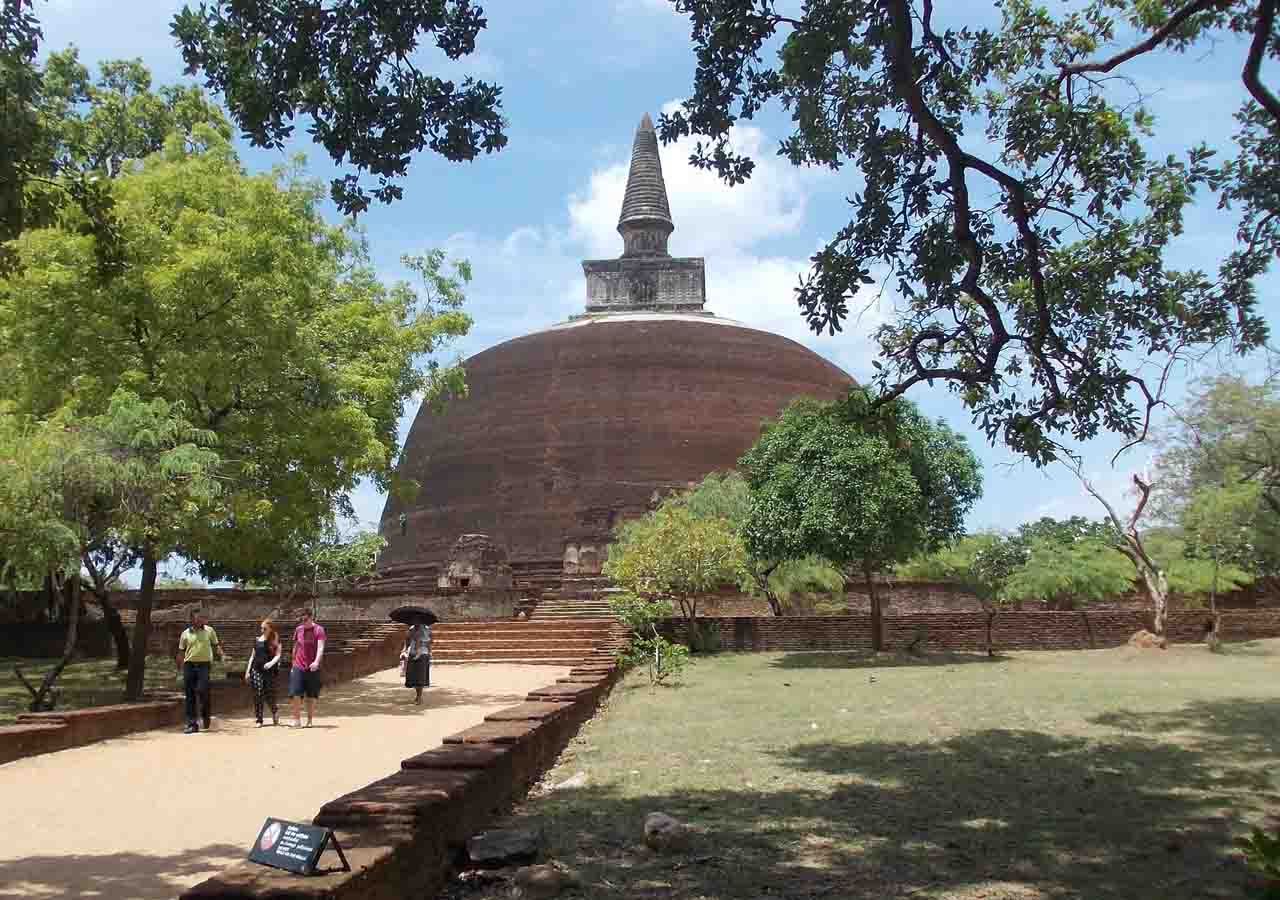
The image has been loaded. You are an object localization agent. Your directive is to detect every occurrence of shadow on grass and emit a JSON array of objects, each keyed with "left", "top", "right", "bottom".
[
  {"left": 486, "top": 704, "right": 1277, "bottom": 899},
  {"left": 770, "top": 650, "right": 1004, "bottom": 670},
  {"left": 0, "top": 842, "right": 243, "bottom": 899},
  {"left": 1093, "top": 697, "right": 1280, "bottom": 759}
]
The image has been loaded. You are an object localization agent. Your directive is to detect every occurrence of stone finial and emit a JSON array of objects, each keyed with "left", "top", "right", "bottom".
[{"left": 617, "top": 113, "right": 674, "bottom": 257}]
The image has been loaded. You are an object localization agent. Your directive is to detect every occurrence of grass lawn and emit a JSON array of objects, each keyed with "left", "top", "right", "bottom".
[
  {"left": 465, "top": 642, "right": 1280, "bottom": 900},
  {"left": 0, "top": 655, "right": 239, "bottom": 723}
]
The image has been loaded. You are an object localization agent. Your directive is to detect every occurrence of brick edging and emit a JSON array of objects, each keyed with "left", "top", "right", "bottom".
[{"left": 180, "top": 658, "right": 623, "bottom": 899}]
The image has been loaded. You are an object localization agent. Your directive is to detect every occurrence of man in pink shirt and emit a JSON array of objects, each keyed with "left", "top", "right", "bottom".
[{"left": 287, "top": 609, "right": 327, "bottom": 727}]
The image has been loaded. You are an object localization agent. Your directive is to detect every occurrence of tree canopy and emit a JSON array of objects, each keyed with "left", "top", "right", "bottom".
[
  {"left": 661, "top": 0, "right": 1275, "bottom": 463},
  {"left": 0, "top": 122, "right": 472, "bottom": 579},
  {"left": 740, "top": 388, "right": 982, "bottom": 647},
  {"left": 604, "top": 503, "right": 748, "bottom": 630}
]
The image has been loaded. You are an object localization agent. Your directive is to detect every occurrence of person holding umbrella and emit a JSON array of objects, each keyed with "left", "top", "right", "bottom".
[{"left": 390, "top": 606, "right": 437, "bottom": 704}]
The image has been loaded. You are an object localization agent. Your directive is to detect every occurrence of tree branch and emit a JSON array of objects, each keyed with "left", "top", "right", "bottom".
[
  {"left": 1243, "top": 0, "right": 1280, "bottom": 125},
  {"left": 1055, "top": 0, "right": 1227, "bottom": 90}
]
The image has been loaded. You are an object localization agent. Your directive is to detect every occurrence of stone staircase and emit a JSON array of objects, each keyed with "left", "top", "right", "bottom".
[
  {"left": 430, "top": 619, "right": 623, "bottom": 666},
  {"left": 529, "top": 593, "right": 616, "bottom": 620}
]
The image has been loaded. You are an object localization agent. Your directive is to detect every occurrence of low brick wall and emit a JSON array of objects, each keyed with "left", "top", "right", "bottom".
[
  {"left": 0, "top": 627, "right": 407, "bottom": 766},
  {"left": 0, "top": 622, "right": 114, "bottom": 658},
  {"left": 664, "top": 610, "right": 1280, "bottom": 654},
  {"left": 181, "top": 659, "right": 622, "bottom": 899}
]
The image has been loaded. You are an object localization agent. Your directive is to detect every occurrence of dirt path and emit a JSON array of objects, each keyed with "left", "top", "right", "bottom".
[{"left": 0, "top": 663, "right": 569, "bottom": 900}]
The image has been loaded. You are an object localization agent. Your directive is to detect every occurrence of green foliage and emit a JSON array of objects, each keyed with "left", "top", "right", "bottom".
[
  {"left": 257, "top": 527, "right": 388, "bottom": 599},
  {"left": 0, "top": 409, "right": 86, "bottom": 585},
  {"left": 1238, "top": 826, "right": 1280, "bottom": 899},
  {"left": 739, "top": 389, "right": 982, "bottom": 577},
  {"left": 604, "top": 504, "right": 748, "bottom": 626},
  {"left": 170, "top": 0, "right": 507, "bottom": 215},
  {"left": 0, "top": 101, "right": 472, "bottom": 578},
  {"left": 1, "top": 44, "right": 230, "bottom": 276},
  {"left": 1156, "top": 374, "right": 1280, "bottom": 576},
  {"left": 662, "top": 0, "right": 1272, "bottom": 463},
  {"left": 1003, "top": 538, "right": 1135, "bottom": 606},
  {"left": 1143, "top": 531, "right": 1255, "bottom": 601},
  {"left": 670, "top": 470, "right": 846, "bottom": 614},
  {"left": 608, "top": 592, "right": 674, "bottom": 635},
  {"left": 607, "top": 592, "right": 689, "bottom": 685},
  {"left": 618, "top": 634, "right": 691, "bottom": 686},
  {"left": 0, "top": 390, "right": 219, "bottom": 586}
]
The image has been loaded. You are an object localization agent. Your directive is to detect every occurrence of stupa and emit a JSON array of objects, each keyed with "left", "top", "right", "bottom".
[{"left": 376, "top": 114, "right": 853, "bottom": 590}]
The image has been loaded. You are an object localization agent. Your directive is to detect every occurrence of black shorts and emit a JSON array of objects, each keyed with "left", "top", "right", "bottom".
[{"left": 288, "top": 667, "right": 321, "bottom": 698}]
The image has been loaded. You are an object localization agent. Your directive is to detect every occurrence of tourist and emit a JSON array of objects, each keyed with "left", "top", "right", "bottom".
[
  {"left": 176, "top": 610, "right": 224, "bottom": 734},
  {"left": 400, "top": 623, "right": 431, "bottom": 704},
  {"left": 245, "top": 618, "right": 282, "bottom": 727},
  {"left": 288, "top": 609, "right": 326, "bottom": 727}
]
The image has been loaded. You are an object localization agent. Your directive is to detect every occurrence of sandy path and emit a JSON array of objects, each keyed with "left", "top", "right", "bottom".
[{"left": 0, "top": 663, "right": 569, "bottom": 900}]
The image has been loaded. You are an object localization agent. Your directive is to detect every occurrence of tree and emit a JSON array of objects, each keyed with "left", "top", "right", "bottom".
[
  {"left": 1155, "top": 373, "right": 1280, "bottom": 575},
  {"left": 0, "top": 407, "right": 90, "bottom": 709},
  {"left": 1178, "top": 477, "right": 1262, "bottom": 616},
  {"left": 0, "top": 117, "right": 472, "bottom": 581},
  {"left": 0, "top": 391, "right": 220, "bottom": 704},
  {"left": 1001, "top": 537, "right": 1135, "bottom": 607},
  {"left": 2, "top": 78, "right": 474, "bottom": 687},
  {"left": 672, "top": 470, "right": 846, "bottom": 615},
  {"left": 170, "top": 0, "right": 507, "bottom": 216},
  {"left": 901, "top": 532, "right": 1017, "bottom": 655},
  {"left": 603, "top": 504, "right": 748, "bottom": 650},
  {"left": 256, "top": 526, "right": 387, "bottom": 608},
  {"left": 3, "top": 2, "right": 506, "bottom": 249},
  {"left": 740, "top": 389, "right": 982, "bottom": 650},
  {"left": 661, "top": 0, "right": 1273, "bottom": 463},
  {"left": 1, "top": 42, "right": 230, "bottom": 276},
  {"left": 81, "top": 391, "right": 222, "bottom": 701}
]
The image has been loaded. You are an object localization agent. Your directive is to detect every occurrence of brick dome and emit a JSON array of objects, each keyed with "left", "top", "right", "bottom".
[{"left": 376, "top": 313, "right": 852, "bottom": 582}]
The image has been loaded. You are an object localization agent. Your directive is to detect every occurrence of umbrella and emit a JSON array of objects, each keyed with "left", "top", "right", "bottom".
[{"left": 389, "top": 606, "right": 440, "bottom": 626}]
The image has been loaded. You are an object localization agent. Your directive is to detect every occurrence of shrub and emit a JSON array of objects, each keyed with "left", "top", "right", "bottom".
[
  {"left": 1238, "top": 826, "right": 1280, "bottom": 898},
  {"left": 608, "top": 592, "right": 689, "bottom": 685}
]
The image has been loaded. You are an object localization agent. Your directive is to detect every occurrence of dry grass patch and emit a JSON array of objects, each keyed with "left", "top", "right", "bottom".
[{"left": 448, "top": 641, "right": 1280, "bottom": 899}]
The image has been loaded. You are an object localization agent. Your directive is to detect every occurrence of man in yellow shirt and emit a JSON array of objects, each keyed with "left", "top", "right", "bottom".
[{"left": 176, "top": 610, "right": 224, "bottom": 734}]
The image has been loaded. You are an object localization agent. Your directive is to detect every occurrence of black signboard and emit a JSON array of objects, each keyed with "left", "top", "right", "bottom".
[{"left": 247, "top": 818, "right": 351, "bottom": 876}]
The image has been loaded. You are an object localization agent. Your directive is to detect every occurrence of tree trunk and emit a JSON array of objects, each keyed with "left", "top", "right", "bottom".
[
  {"left": 764, "top": 589, "right": 783, "bottom": 617},
  {"left": 17, "top": 576, "right": 82, "bottom": 711},
  {"left": 99, "top": 593, "right": 130, "bottom": 669},
  {"left": 125, "top": 548, "right": 158, "bottom": 701},
  {"left": 864, "top": 565, "right": 883, "bottom": 653},
  {"left": 1137, "top": 561, "right": 1170, "bottom": 636}
]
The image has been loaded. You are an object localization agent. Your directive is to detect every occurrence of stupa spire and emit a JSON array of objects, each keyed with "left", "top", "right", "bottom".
[{"left": 617, "top": 113, "right": 674, "bottom": 257}]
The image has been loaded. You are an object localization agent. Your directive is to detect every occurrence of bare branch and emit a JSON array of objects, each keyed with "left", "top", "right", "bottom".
[{"left": 1243, "top": 0, "right": 1280, "bottom": 125}]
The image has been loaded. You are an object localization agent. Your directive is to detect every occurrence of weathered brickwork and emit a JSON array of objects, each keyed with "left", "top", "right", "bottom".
[{"left": 663, "top": 610, "right": 1280, "bottom": 653}]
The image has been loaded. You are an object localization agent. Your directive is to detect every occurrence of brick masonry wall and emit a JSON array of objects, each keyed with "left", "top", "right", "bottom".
[
  {"left": 663, "top": 610, "right": 1280, "bottom": 653},
  {"left": 0, "top": 622, "right": 114, "bottom": 658}
]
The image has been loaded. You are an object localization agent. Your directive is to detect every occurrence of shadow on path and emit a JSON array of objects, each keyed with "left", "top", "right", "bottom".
[{"left": 0, "top": 843, "right": 242, "bottom": 900}]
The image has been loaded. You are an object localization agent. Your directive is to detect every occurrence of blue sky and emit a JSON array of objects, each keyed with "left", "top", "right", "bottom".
[{"left": 32, "top": 0, "right": 1279, "bottom": 569}]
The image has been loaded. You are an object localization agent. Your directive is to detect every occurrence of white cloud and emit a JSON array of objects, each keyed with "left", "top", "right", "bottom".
[{"left": 568, "top": 115, "right": 815, "bottom": 260}]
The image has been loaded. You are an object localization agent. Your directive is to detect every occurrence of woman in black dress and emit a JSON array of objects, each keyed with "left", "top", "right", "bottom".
[
  {"left": 400, "top": 623, "right": 431, "bottom": 704},
  {"left": 245, "top": 619, "right": 282, "bottom": 726}
]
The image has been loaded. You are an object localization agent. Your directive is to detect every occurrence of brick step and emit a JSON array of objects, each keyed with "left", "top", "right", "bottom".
[
  {"left": 431, "top": 638, "right": 602, "bottom": 650},
  {"left": 434, "top": 627, "right": 612, "bottom": 639},
  {"left": 433, "top": 657, "right": 587, "bottom": 666},
  {"left": 433, "top": 620, "right": 613, "bottom": 631},
  {"left": 432, "top": 648, "right": 594, "bottom": 661}
]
